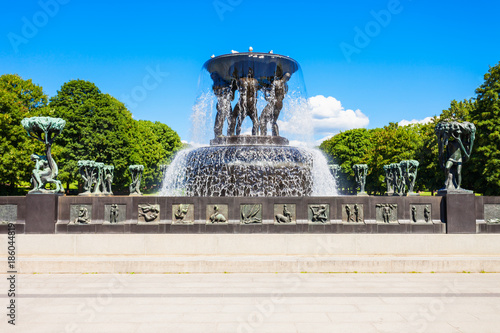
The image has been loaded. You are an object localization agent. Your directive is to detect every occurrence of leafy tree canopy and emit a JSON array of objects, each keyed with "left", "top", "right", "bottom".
[
  {"left": 366, "top": 123, "right": 424, "bottom": 194},
  {"left": 49, "top": 79, "right": 182, "bottom": 193},
  {"left": 0, "top": 74, "right": 48, "bottom": 194},
  {"left": 470, "top": 62, "right": 500, "bottom": 194}
]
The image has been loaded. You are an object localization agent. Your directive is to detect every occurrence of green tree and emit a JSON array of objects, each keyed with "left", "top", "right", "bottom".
[
  {"left": 49, "top": 79, "right": 182, "bottom": 194},
  {"left": 149, "top": 121, "right": 183, "bottom": 163},
  {"left": 440, "top": 99, "right": 474, "bottom": 122},
  {"left": 320, "top": 128, "right": 373, "bottom": 194},
  {"left": 130, "top": 120, "right": 171, "bottom": 193},
  {"left": 469, "top": 62, "right": 500, "bottom": 195},
  {"left": 416, "top": 117, "right": 441, "bottom": 193},
  {"left": 366, "top": 123, "right": 424, "bottom": 194},
  {"left": 50, "top": 80, "right": 137, "bottom": 191},
  {"left": 0, "top": 74, "right": 48, "bottom": 194}
]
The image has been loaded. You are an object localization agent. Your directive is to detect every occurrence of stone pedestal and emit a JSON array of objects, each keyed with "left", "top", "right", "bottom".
[
  {"left": 210, "top": 135, "right": 289, "bottom": 146},
  {"left": 444, "top": 193, "right": 476, "bottom": 234},
  {"left": 25, "top": 193, "right": 60, "bottom": 233}
]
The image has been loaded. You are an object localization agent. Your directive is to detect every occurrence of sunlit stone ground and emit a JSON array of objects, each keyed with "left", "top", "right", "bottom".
[{"left": 1, "top": 273, "right": 500, "bottom": 332}]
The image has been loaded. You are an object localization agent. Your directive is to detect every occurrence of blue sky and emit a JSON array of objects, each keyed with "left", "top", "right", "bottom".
[{"left": 1, "top": 0, "right": 499, "bottom": 144}]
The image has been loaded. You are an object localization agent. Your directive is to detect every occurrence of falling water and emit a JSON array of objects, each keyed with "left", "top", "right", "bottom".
[
  {"left": 160, "top": 51, "right": 338, "bottom": 196},
  {"left": 160, "top": 144, "right": 337, "bottom": 197},
  {"left": 308, "top": 148, "right": 338, "bottom": 196},
  {"left": 160, "top": 147, "right": 195, "bottom": 196}
]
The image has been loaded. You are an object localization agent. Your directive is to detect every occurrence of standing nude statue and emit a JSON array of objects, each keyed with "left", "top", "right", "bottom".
[
  {"left": 436, "top": 121, "right": 475, "bottom": 191},
  {"left": 382, "top": 205, "right": 392, "bottom": 223},
  {"left": 211, "top": 73, "right": 236, "bottom": 138},
  {"left": 110, "top": 204, "right": 119, "bottom": 223},
  {"left": 377, "top": 204, "right": 395, "bottom": 223},
  {"left": 383, "top": 165, "right": 394, "bottom": 195},
  {"left": 354, "top": 204, "right": 360, "bottom": 222},
  {"left": 424, "top": 205, "right": 430, "bottom": 222},
  {"left": 229, "top": 68, "right": 260, "bottom": 136},
  {"left": 259, "top": 71, "right": 291, "bottom": 136},
  {"left": 345, "top": 205, "right": 352, "bottom": 222}
]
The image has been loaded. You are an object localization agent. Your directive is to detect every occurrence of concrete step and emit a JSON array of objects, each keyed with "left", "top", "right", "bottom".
[{"left": 10, "top": 255, "right": 500, "bottom": 274}]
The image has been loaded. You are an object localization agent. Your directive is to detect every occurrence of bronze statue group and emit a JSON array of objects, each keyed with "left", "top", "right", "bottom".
[{"left": 211, "top": 67, "right": 291, "bottom": 138}]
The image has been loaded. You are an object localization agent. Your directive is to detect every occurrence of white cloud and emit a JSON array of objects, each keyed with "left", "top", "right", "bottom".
[
  {"left": 315, "top": 134, "right": 335, "bottom": 146},
  {"left": 399, "top": 117, "right": 433, "bottom": 126},
  {"left": 308, "top": 95, "right": 369, "bottom": 132},
  {"left": 275, "top": 95, "right": 368, "bottom": 147}
]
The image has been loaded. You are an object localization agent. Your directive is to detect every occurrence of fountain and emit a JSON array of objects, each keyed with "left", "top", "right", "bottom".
[
  {"left": 161, "top": 49, "right": 336, "bottom": 197},
  {"left": 2, "top": 50, "right": 496, "bottom": 237}
]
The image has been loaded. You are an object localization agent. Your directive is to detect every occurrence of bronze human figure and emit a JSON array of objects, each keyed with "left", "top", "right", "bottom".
[
  {"left": 400, "top": 160, "right": 419, "bottom": 195},
  {"left": 211, "top": 73, "right": 236, "bottom": 138},
  {"left": 30, "top": 154, "right": 51, "bottom": 192},
  {"left": 110, "top": 204, "right": 118, "bottom": 223},
  {"left": 424, "top": 205, "right": 430, "bottom": 222},
  {"left": 73, "top": 207, "right": 90, "bottom": 224},
  {"left": 435, "top": 121, "right": 475, "bottom": 192},
  {"left": 129, "top": 165, "right": 144, "bottom": 196},
  {"left": 275, "top": 204, "right": 293, "bottom": 223},
  {"left": 382, "top": 205, "right": 392, "bottom": 223},
  {"left": 345, "top": 204, "right": 352, "bottom": 222},
  {"left": 310, "top": 205, "right": 328, "bottom": 223},
  {"left": 103, "top": 165, "right": 114, "bottom": 195},
  {"left": 259, "top": 71, "right": 291, "bottom": 136},
  {"left": 139, "top": 204, "right": 159, "bottom": 222},
  {"left": 175, "top": 204, "right": 189, "bottom": 221},
  {"left": 354, "top": 204, "right": 360, "bottom": 222},
  {"left": 353, "top": 164, "right": 368, "bottom": 195},
  {"left": 229, "top": 68, "right": 260, "bottom": 136},
  {"left": 93, "top": 162, "right": 104, "bottom": 195},
  {"left": 383, "top": 165, "right": 394, "bottom": 195},
  {"left": 391, "top": 163, "right": 404, "bottom": 196}
]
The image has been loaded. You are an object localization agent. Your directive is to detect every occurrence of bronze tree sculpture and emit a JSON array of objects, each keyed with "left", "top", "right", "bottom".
[{"left": 21, "top": 116, "right": 66, "bottom": 194}]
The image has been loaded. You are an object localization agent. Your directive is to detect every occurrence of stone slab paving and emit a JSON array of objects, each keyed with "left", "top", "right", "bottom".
[{"left": 1, "top": 273, "right": 500, "bottom": 332}]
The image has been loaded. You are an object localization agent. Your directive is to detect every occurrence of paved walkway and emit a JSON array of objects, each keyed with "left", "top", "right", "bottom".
[{"left": 1, "top": 273, "right": 500, "bottom": 332}]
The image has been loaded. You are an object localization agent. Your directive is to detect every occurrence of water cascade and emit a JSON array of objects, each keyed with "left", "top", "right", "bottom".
[{"left": 161, "top": 49, "right": 337, "bottom": 197}]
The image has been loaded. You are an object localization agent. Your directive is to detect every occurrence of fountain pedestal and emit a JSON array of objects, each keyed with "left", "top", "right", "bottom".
[
  {"left": 210, "top": 135, "right": 289, "bottom": 146},
  {"left": 182, "top": 142, "right": 313, "bottom": 197}
]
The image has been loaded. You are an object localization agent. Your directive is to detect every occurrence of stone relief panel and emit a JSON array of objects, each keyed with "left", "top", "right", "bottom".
[
  {"left": 206, "top": 204, "right": 228, "bottom": 224},
  {"left": 104, "top": 204, "right": 127, "bottom": 223},
  {"left": 138, "top": 204, "right": 160, "bottom": 223},
  {"left": 376, "top": 204, "right": 398, "bottom": 223},
  {"left": 342, "top": 204, "right": 363, "bottom": 223},
  {"left": 308, "top": 204, "right": 329, "bottom": 224},
  {"left": 70, "top": 204, "right": 92, "bottom": 224},
  {"left": 0, "top": 205, "right": 17, "bottom": 224},
  {"left": 172, "top": 204, "right": 194, "bottom": 224},
  {"left": 484, "top": 204, "right": 500, "bottom": 223},
  {"left": 410, "top": 204, "right": 431, "bottom": 223},
  {"left": 274, "top": 204, "right": 296, "bottom": 224},
  {"left": 240, "top": 204, "right": 262, "bottom": 224}
]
